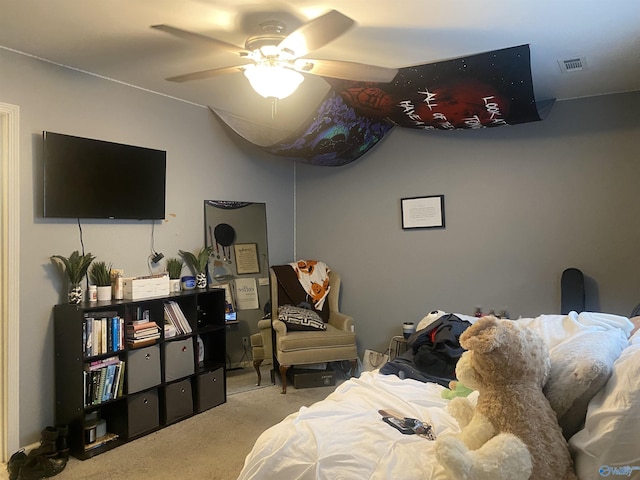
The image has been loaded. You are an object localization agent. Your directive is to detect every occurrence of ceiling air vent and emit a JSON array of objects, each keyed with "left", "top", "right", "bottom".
[{"left": 558, "top": 56, "right": 587, "bottom": 73}]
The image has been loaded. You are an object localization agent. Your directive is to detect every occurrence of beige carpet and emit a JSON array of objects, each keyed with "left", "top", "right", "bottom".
[
  {"left": 226, "top": 363, "right": 273, "bottom": 396},
  {"left": 8, "top": 368, "right": 340, "bottom": 480}
]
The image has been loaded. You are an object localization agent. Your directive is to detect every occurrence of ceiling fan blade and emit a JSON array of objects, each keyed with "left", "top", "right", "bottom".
[
  {"left": 277, "top": 10, "right": 355, "bottom": 58},
  {"left": 166, "top": 65, "right": 247, "bottom": 83},
  {"left": 296, "top": 58, "right": 398, "bottom": 83},
  {"left": 151, "top": 24, "right": 248, "bottom": 56}
]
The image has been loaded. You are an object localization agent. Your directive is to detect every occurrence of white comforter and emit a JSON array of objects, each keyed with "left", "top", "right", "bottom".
[
  {"left": 238, "top": 371, "right": 458, "bottom": 480},
  {"left": 238, "top": 312, "right": 634, "bottom": 480}
]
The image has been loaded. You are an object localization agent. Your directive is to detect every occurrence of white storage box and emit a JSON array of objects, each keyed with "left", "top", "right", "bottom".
[{"left": 123, "top": 275, "right": 170, "bottom": 300}]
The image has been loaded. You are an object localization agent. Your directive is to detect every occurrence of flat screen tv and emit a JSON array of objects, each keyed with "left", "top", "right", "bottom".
[{"left": 43, "top": 131, "right": 166, "bottom": 220}]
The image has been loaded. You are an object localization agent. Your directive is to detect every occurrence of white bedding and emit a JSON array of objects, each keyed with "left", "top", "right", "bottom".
[
  {"left": 238, "top": 371, "right": 457, "bottom": 480},
  {"left": 238, "top": 312, "right": 636, "bottom": 480}
]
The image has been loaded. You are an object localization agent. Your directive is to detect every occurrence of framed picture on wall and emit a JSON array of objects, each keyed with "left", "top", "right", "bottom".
[
  {"left": 401, "top": 195, "right": 445, "bottom": 229},
  {"left": 234, "top": 243, "right": 260, "bottom": 274}
]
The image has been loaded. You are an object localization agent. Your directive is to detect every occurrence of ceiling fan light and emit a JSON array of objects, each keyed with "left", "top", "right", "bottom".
[
  {"left": 259, "top": 45, "right": 280, "bottom": 56},
  {"left": 244, "top": 65, "right": 304, "bottom": 99}
]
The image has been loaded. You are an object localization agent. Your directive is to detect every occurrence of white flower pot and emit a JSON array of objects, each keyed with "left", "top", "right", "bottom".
[{"left": 97, "top": 285, "right": 112, "bottom": 301}]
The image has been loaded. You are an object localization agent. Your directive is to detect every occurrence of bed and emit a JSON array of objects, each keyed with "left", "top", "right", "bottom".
[{"left": 237, "top": 312, "right": 640, "bottom": 480}]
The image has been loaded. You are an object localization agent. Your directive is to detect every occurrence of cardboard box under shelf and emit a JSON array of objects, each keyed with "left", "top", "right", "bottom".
[
  {"left": 122, "top": 276, "right": 170, "bottom": 300},
  {"left": 286, "top": 367, "right": 335, "bottom": 389}
]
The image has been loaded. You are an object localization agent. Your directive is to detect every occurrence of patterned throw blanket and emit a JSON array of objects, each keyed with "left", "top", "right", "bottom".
[{"left": 288, "top": 260, "right": 331, "bottom": 311}]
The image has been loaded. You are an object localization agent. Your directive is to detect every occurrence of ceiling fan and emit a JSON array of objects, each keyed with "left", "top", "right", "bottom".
[{"left": 152, "top": 9, "right": 398, "bottom": 99}]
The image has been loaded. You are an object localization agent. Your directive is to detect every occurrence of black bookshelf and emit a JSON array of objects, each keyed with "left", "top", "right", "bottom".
[{"left": 53, "top": 287, "right": 226, "bottom": 459}]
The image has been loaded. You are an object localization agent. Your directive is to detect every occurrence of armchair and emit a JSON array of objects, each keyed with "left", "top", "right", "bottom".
[{"left": 270, "top": 265, "right": 357, "bottom": 393}]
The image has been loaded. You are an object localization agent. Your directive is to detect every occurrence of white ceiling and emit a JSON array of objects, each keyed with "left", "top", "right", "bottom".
[{"left": 2, "top": 0, "right": 639, "bottom": 130}]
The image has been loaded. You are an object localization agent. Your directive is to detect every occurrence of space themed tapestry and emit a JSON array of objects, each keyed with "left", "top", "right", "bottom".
[{"left": 212, "top": 44, "right": 553, "bottom": 166}]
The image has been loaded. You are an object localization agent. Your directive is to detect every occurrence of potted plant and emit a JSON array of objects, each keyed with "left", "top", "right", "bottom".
[
  {"left": 179, "top": 246, "right": 213, "bottom": 289},
  {"left": 50, "top": 250, "right": 96, "bottom": 304},
  {"left": 89, "top": 261, "right": 112, "bottom": 301},
  {"left": 166, "top": 257, "right": 184, "bottom": 292}
]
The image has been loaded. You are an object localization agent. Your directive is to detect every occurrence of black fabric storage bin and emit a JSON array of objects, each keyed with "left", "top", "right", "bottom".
[
  {"left": 165, "top": 379, "right": 193, "bottom": 424},
  {"left": 127, "top": 388, "right": 159, "bottom": 437},
  {"left": 197, "top": 368, "right": 225, "bottom": 412}
]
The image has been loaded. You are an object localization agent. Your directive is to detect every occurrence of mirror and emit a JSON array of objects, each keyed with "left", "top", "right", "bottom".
[{"left": 204, "top": 201, "right": 270, "bottom": 374}]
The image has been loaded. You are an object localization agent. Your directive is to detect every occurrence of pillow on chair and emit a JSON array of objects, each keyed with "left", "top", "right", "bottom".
[{"left": 278, "top": 305, "right": 327, "bottom": 331}]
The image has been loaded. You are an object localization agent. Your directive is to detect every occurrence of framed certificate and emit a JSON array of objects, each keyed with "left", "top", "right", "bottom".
[
  {"left": 233, "top": 243, "right": 260, "bottom": 274},
  {"left": 401, "top": 195, "right": 445, "bottom": 230}
]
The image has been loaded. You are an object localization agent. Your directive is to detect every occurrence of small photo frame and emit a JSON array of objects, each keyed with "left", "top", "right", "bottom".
[
  {"left": 401, "top": 195, "right": 445, "bottom": 230},
  {"left": 233, "top": 243, "right": 260, "bottom": 275}
]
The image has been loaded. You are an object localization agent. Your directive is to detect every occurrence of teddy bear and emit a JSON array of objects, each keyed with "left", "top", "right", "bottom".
[{"left": 435, "top": 316, "right": 576, "bottom": 480}]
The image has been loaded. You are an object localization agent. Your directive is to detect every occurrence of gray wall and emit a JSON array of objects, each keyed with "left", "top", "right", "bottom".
[
  {"left": 1, "top": 48, "right": 294, "bottom": 446},
  {"left": 295, "top": 91, "right": 640, "bottom": 354}
]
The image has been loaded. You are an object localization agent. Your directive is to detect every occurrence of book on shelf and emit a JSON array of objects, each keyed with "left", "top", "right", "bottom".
[
  {"left": 127, "top": 337, "right": 158, "bottom": 349},
  {"left": 128, "top": 326, "right": 159, "bottom": 336},
  {"left": 83, "top": 357, "right": 125, "bottom": 406},
  {"left": 128, "top": 325, "right": 159, "bottom": 334},
  {"left": 101, "top": 318, "right": 107, "bottom": 354},
  {"left": 126, "top": 321, "right": 158, "bottom": 332},
  {"left": 90, "top": 372, "right": 100, "bottom": 405},
  {"left": 83, "top": 312, "right": 122, "bottom": 356},
  {"left": 112, "top": 362, "right": 123, "bottom": 399},
  {"left": 126, "top": 319, "right": 160, "bottom": 346},
  {"left": 104, "top": 366, "right": 115, "bottom": 402},
  {"left": 134, "top": 307, "right": 151, "bottom": 321},
  {"left": 119, "top": 317, "right": 125, "bottom": 351},
  {"left": 163, "top": 301, "right": 192, "bottom": 335},
  {"left": 164, "top": 324, "right": 177, "bottom": 338},
  {"left": 111, "top": 316, "right": 122, "bottom": 352},
  {"left": 116, "top": 361, "right": 126, "bottom": 397},
  {"left": 84, "top": 318, "right": 92, "bottom": 355},
  {"left": 83, "top": 432, "right": 119, "bottom": 452},
  {"left": 131, "top": 328, "right": 160, "bottom": 340},
  {"left": 173, "top": 302, "right": 192, "bottom": 333},
  {"left": 94, "top": 318, "right": 102, "bottom": 355},
  {"left": 83, "top": 370, "right": 87, "bottom": 406},
  {"left": 107, "top": 321, "right": 113, "bottom": 354},
  {"left": 95, "top": 371, "right": 107, "bottom": 405},
  {"left": 163, "top": 302, "right": 181, "bottom": 334},
  {"left": 87, "top": 355, "right": 120, "bottom": 371},
  {"left": 82, "top": 321, "right": 87, "bottom": 355},
  {"left": 114, "top": 361, "right": 125, "bottom": 400}
]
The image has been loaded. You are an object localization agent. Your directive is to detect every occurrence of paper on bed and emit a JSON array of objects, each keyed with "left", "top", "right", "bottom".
[{"left": 238, "top": 371, "right": 458, "bottom": 480}]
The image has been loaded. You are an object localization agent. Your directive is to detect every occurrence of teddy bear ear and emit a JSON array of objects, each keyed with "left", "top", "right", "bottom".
[{"left": 459, "top": 316, "right": 504, "bottom": 353}]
